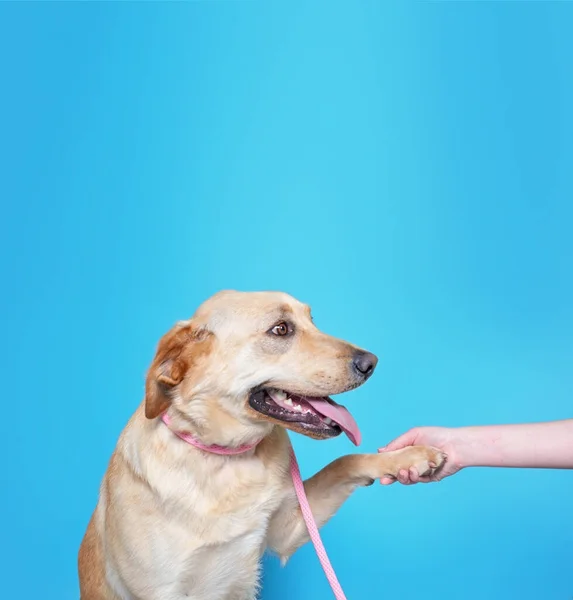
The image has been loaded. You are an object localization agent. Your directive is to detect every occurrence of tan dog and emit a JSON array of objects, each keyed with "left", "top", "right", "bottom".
[{"left": 78, "top": 290, "right": 445, "bottom": 600}]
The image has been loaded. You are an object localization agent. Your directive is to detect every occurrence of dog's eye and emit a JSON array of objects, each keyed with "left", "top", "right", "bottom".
[{"left": 270, "top": 321, "right": 291, "bottom": 337}]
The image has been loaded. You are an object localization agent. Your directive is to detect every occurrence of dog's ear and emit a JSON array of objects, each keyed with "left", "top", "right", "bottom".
[{"left": 144, "top": 320, "right": 212, "bottom": 419}]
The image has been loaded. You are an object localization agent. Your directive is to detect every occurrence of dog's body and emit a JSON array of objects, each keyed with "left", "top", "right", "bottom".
[{"left": 79, "top": 291, "right": 444, "bottom": 600}]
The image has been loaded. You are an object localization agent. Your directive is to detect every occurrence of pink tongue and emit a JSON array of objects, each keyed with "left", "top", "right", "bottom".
[{"left": 305, "top": 398, "right": 362, "bottom": 446}]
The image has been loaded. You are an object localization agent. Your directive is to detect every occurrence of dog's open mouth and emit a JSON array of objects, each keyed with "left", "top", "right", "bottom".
[{"left": 248, "top": 388, "right": 361, "bottom": 445}]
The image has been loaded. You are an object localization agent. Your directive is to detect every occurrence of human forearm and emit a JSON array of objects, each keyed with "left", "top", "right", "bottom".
[{"left": 458, "top": 420, "right": 573, "bottom": 469}]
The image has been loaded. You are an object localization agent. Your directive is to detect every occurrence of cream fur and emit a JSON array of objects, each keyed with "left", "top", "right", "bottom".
[{"left": 78, "top": 291, "right": 445, "bottom": 600}]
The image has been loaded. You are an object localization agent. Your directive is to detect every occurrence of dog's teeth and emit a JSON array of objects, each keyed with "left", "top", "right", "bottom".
[
  {"left": 324, "top": 417, "right": 332, "bottom": 425},
  {"left": 284, "top": 398, "right": 293, "bottom": 406},
  {"left": 294, "top": 404, "right": 303, "bottom": 412},
  {"left": 274, "top": 390, "right": 287, "bottom": 401}
]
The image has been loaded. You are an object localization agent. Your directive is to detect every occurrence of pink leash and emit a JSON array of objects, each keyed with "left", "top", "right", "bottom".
[
  {"left": 161, "top": 413, "right": 347, "bottom": 599},
  {"left": 289, "top": 447, "right": 347, "bottom": 599}
]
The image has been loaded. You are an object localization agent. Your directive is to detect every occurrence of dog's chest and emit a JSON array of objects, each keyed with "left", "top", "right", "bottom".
[
  {"left": 157, "top": 459, "right": 288, "bottom": 599},
  {"left": 170, "top": 456, "right": 287, "bottom": 542},
  {"left": 113, "top": 425, "right": 293, "bottom": 599}
]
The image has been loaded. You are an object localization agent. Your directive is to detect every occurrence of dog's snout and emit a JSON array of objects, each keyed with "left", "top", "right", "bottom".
[{"left": 352, "top": 350, "right": 378, "bottom": 379}]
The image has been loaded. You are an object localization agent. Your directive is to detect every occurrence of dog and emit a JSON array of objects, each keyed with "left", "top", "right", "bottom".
[{"left": 78, "top": 290, "right": 445, "bottom": 600}]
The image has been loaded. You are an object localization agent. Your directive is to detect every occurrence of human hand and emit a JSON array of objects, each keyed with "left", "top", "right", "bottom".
[{"left": 378, "top": 427, "right": 466, "bottom": 485}]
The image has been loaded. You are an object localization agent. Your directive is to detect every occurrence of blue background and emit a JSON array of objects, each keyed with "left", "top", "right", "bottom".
[{"left": 2, "top": 2, "right": 572, "bottom": 599}]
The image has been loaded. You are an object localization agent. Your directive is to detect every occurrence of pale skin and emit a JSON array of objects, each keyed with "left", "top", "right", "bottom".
[{"left": 378, "top": 419, "right": 573, "bottom": 485}]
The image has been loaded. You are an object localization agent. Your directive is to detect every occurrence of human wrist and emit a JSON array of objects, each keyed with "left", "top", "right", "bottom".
[
  {"left": 455, "top": 425, "right": 511, "bottom": 468},
  {"left": 451, "top": 426, "right": 493, "bottom": 468}
]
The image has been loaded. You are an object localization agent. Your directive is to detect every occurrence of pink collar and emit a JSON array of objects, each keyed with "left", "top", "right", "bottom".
[
  {"left": 161, "top": 411, "right": 347, "bottom": 599},
  {"left": 161, "top": 413, "right": 261, "bottom": 455}
]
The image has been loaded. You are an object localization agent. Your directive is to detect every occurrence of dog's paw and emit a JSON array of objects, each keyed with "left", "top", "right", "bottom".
[{"left": 382, "top": 445, "right": 446, "bottom": 479}]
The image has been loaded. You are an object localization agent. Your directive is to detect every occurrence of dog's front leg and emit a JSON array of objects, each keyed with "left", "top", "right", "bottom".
[{"left": 266, "top": 445, "right": 445, "bottom": 562}]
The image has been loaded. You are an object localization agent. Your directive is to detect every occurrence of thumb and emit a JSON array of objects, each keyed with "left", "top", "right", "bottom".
[
  {"left": 378, "top": 428, "right": 419, "bottom": 453},
  {"left": 380, "top": 476, "right": 396, "bottom": 485}
]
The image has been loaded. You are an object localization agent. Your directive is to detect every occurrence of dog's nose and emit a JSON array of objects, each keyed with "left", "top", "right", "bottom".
[{"left": 352, "top": 350, "right": 378, "bottom": 379}]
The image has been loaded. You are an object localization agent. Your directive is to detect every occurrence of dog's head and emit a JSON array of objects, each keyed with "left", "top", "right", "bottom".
[{"left": 145, "top": 291, "right": 377, "bottom": 446}]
